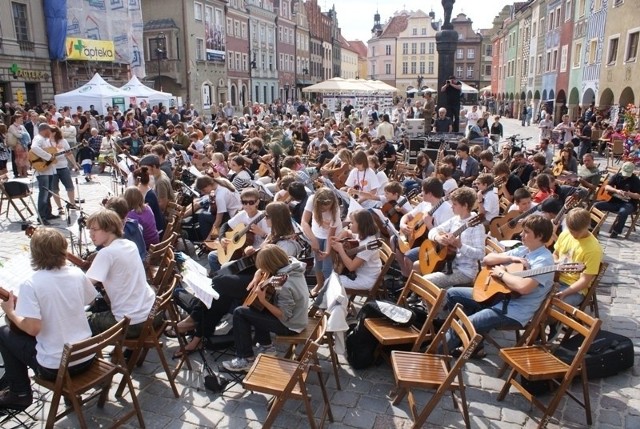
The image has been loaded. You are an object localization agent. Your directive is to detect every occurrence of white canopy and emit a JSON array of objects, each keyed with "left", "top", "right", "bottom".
[
  {"left": 54, "top": 73, "right": 125, "bottom": 115},
  {"left": 460, "top": 81, "right": 479, "bottom": 94},
  {"left": 119, "top": 76, "right": 173, "bottom": 108},
  {"left": 302, "top": 78, "right": 397, "bottom": 94},
  {"left": 480, "top": 85, "right": 492, "bottom": 93}
]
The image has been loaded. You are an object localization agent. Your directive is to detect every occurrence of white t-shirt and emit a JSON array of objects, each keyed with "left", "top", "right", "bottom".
[
  {"left": 345, "top": 168, "right": 380, "bottom": 193},
  {"left": 466, "top": 110, "right": 480, "bottom": 127},
  {"left": 481, "top": 188, "right": 500, "bottom": 222},
  {"left": 31, "top": 134, "right": 57, "bottom": 176},
  {"left": 443, "top": 178, "right": 458, "bottom": 196},
  {"left": 228, "top": 210, "right": 271, "bottom": 248},
  {"left": 16, "top": 266, "right": 96, "bottom": 368},
  {"left": 214, "top": 186, "right": 242, "bottom": 217},
  {"left": 304, "top": 194, "right": 342, "bottom": 239},
  {"left": 54, "top": 138, "right": 71, "bottom": 169},
  {"left": 379, "top": 194, "right": 413, "bottom": 213},
  {"left": 349, "top": 235, "right": 382, "bottom": 283},
  {"left": 407, "top": 199, "right": 454, "bottom": 228},
  {"left": 86, "top": 239, "right": 155, "bottom": 325},
  {"left": 376, "top": 171, "right": 389, "bottom": 196},
  {"left": 507, "top": 201, "right": 538, "bottom": 213}
]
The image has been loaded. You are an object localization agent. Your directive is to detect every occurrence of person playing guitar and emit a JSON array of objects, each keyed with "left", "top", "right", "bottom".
[
  {"left": 493, "top": 160, "right": 522, "bottom": 203},
  {"left": 443, "top": 215, "right": 556, "bottom": 357},
  {"left": 222, "top": 245, "right": 309, "bottom": 372},
  {"left": 475, "top": 173, "right": 500, "bottom": 224},
  {"left": 207, "top": 188, "right": 270, "bottom": 274},
  {"left": 396, "top": 178, "right": 454, "bottom": 278},
  {"left": 553, "top": 208, "right": 603, "bottom": 306},
  {"left": 420, "top": 187, "right": 485, "bottom": 288},
  {"left": 0, "top": 228, "right": 97, "bottom": 411},
  {"left": 343, "top": 150, "right": 380, "bottom": 207},
  {"left": 593, "top": 161, "right": 640, "bottom": 239},
  {"left": 188, "top": 176, "right": 242, "bottom": 241}
]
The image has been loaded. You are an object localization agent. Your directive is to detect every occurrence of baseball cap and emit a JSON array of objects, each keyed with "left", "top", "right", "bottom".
[{"left": 621, "top": 161, "right": 635, "bottom": 177}]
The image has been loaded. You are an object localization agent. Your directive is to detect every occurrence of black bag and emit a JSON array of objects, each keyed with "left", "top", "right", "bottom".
[
  {"left": 555, "top": 330, "right": 634, "bottom": 380},
  {"left": 345, "top": 302, "right": 388, "bottom": 369}
]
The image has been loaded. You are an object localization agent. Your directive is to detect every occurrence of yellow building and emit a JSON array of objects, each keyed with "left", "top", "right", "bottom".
[{"left": 339, "top": 37, "right": 360, "bottom": 80}]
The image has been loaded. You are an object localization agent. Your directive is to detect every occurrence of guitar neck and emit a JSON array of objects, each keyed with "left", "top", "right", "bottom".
[
  {"left": 512, "top": 264, "right": 563, "bottom": 278},
  {"left": 427, "top": 197, "right": 446, "bottom": 216},
  {"left": 509, "top": 204, "right": 540, "bottom": 226},
  {"left": 239, "top": 212, "right": 266, "bottom": 236}
]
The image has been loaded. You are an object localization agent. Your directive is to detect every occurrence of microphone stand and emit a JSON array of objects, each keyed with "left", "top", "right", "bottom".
[{"left": 43, "top": 186, "right": 90, "bottom": 257}]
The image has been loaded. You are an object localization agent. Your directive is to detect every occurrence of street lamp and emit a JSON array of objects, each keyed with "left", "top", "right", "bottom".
[{"left": 154, "top": 32, "right": 166, "bottom": 91}]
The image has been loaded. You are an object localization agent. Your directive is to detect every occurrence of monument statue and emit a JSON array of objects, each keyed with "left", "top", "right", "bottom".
[{"left": 442, "top": 0, "right": 455, "bottom": 29}]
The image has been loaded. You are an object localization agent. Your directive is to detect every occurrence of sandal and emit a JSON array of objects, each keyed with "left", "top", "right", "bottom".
[
  {"left": 58, "top": 207, "right": 65, "bottom": 214},
  {"left": 172, "top": 338, "right": 202, "bottom": 359}
]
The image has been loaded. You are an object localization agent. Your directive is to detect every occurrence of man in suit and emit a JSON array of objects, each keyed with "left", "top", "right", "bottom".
[{"left": 455, "top": 143, "right": 479, "bottom": 186}]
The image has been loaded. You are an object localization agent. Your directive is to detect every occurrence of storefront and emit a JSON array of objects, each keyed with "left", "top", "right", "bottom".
[{"left": 0, "top": 60, "right": 55, "bottom": 107}]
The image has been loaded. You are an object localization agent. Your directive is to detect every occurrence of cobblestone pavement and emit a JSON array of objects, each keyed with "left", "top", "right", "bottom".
[{"left": 1, "top": 118, "right": 639, "bottom": 428}]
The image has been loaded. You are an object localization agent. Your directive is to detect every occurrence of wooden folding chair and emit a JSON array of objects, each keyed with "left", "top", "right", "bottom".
[
  {"left": 0, "top": 175, "right": 34, "bottom": 221},
  {"left": 389, "top": 303, "right": 483, "bottom": 429},
  {"left": 344, "top": 241, "right": 394, "bottom": 308},
  {"left": 610, "top": 205, "right": 640, "bottom": 239},
  {"left": 115, "top": 276, "right": 187, "bottom": 399},
  {"left": 606, "top": 138, "right": 625, "bottom": 166},
  {"left": 485, "top": 236, "right": 505, "bottom": 254},
  {"left": 498, "top": 196, "right": 511, "bottom": 214},
  {"left": 146, "top": 238, "right": 177, "bottom": 288},
  {"left": 498, "top": 298, "right": 602, "bottom": 428},
  {"left": 33, "top": 318, "right": 145, "bottom": 429},
  {"left": 243, "top": 315, "right": 334, "bottom": 429},
  {"left": 364, "top": 272, "right": 446, "bottom": 364},
  {"left": 588, "top": 206, "right": 608, "bottom": 236},
  {"left": 577, "top": 261, "right": 607, "bottom": 318}
]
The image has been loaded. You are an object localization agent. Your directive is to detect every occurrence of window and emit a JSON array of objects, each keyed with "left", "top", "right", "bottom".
[
  {"left": 194, "top": 2, "right": 203, "bottom": 21},
  {"left": 234, "top": 21, "right": 240, "bottom": 37},
  {"left": 552, "top": 49, "right": 558, "bottom": 70},
  {"left": 421, "top": 28, "right": 426, "bottom": 35},
  {"left": 578, "top": 0, "right": 586, "bottom": 17},
  {"left": 402, "top": 43, "right": 408, "bottom": 55},
  {"left": 385, "top": 63, "right": 391, "bottom": 74},
  {"left": 226, "top": 18, "right": 233, "bottom": 35},
  {"left": 228, "top": 51, "right": 234, "bottom": 69},
  {"left": 411, "top": 43, "right": 417, "bottom": 55},
  {"left": 555, "top": 7, "right": 561, "bottom": 28},
  {"left": 420, "top": 43, "right": 426, "bottom": 54},
  {"left": 410, "top": 62, "right": 416, "bottom": 74},
  {"left": 402, "top": 62, "right": 408, "bottom": 74},
  {"left": 588, "top": 39, "right": 597, "bottom": 64},
  {"left": 532, "top": 22, "right": 537, "bottom": 37},
  {"left": 12, "top": 2, "right": 29, "bottom": 41},
  {"left": 236, "top": 52, "right": 241, "bottom": 70},
  {"left": 626, "top": 31, "right": 639, "bottom": 62},
  {"left": 560, "top": 45, "right": 568, "bottom": 71},
  {"left": 456, "top": 48, "right": 464, "bottom": 59},
  {"left": 565, "top": 0, "right": 572, "bottom": 20},
  {"left": 428, "top": 61, "right": 434, "bottom": 74},
  {"left": 485, "top": 44, "right": 492, "bottom": 56},
  {"left": 573, "top": 42, "right": 582, "bottom": 67},
  {"left": 467, "top": 48, "right": 475, "bottom": 59},
  {"left": 428, "top": 42, "right": 435, "bottom": 54},
  {"left": 484, "top": 64, "right": 491, "bottom": 76},
  {"left": 241, "top": 23, "right": 247, "bottom": 39},
  {"left": 466, "top": 65, "right": 474, "bottom": 78},
  {"left": 549, "top": 11, "right": 554, "bottom": 31},
  {"left": 540, "top": 17, "right": 545, "bottom": 35},
  {"left": 537, "top": 54, "right": 543, "bottom": 74},
  {"left": 456, "top": 65, "right": 463, "bottom": 78},
  {"left": 530, "top": 55, "right": 535, "bottom": 73},
  {"left": 608, "top": 37, "right": 619, "bottom": 65},
  {"left": 371, "top": 46, "right": 375, "bottom": 57},
  {"left": 196, "top": 38, "right": 204, "bottom": 60},
  {"left": 385, "top": 44, "right": 391, "bottom": 55},
  {"left": 419, "top": 61, "right": 425, "bottom": 73},
  {"left": 242, "top": 54, "right": 247, "bottom": 70},
  {"left": 546, "top": 51, "right": 551, "bottom": 72},
  {"left": 412, "top": 28, "right": 417, "bottom": 35},
  {"left": 523, "top": 59, "right": 528, "bottom": 76}
]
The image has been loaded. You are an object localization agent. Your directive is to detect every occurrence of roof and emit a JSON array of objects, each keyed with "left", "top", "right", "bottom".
[
  {"left": 347, "top": 40, "right": 368, "bottom": 59},
  {"left": 380, "top": 14, "right": 409, "bottom": 38},
  {"left": 144, "top": 19, "right": 179, "bottom": 31}
]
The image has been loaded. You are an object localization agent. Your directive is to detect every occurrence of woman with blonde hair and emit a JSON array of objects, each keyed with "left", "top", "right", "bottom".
[{"left": 123, "top": 186, "right": 159, "bottom": 248}]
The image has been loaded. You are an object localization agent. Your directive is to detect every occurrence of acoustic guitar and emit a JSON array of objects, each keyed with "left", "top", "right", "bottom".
[
  {"left": 332, "top": 238, "right": 383, "bottom": 278},
  {"left": 207, "top": 212, "right": 266, "bottom": 264},
  {"left": 324, "top": 162, "right": 350, "bottom": 189},
  {"left": 472, "top": 262, "right": 585, "bottom": 304},
  {"left": 380, "top": 188, "right": 419, "bottom": 227},
  {"left": 546, "top": 191, "right": 587, "bottom": 247},
  {"left": 595, "top": 169, "right": 630, "bottom": 202},
  {"left": 29, "top": 145, "right": 80, "bottom": 172},
  {"left": 488, "top": 196, "right": 557, "bottom": 241},
  {"left": 0, "top": 286, "right": 32, "bottom": 336},
  {"left": 418, "top": 215, "right": 483, "bottom": 275},
  {"left": 243, "top": 273, "right": 288, "bottom": 312},
  {"left": 397, "top": 196, "right": 449, "bottom": 253}
]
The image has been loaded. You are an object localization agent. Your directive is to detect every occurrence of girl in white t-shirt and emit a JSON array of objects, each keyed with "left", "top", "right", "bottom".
[
  {"left": 344, "top": 150, "right": 380, "bottom": 199},
  {"left": 302, "top": 188, "right": 341, "bottom": 290}
]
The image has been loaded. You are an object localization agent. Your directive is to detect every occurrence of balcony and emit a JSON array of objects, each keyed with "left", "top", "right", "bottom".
[{"left": 17, "top": 40, "right": 35, "bottom": 52}]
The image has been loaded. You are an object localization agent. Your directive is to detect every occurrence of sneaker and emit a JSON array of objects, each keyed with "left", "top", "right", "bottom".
[
  {"left": 222, "top": 357, "right": 254, "bottom": 372},
  {"left": 256, "top": 344, "right": 277, "bottom": 356},
  {"left": 0, "top": 390, "right": 32, "bottom": 410},
  {"left": 610, "top": 231, "right": 619, "bottom": 239}
]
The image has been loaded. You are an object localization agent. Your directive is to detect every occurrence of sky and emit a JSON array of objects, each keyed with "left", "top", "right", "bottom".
[{"left": 329, "top": 0, "right": 515, "bottom": 42}]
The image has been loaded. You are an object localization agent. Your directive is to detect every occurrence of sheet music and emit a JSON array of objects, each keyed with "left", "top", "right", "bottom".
[
  {"left": 189, "top": 166, "right": 204, "bottom": 178},
  {"left": 253, "top": 180, "right": 274, "bottom": 197},
  {"left": 179, "top": 150, "right": 191, "bottom": 166},
  {"left": 347, "top": 197, "right": 363, "bottom": 215},
  {"left": 0, "top": 253, "right": 33, "bottom": 296},
  {"left": 321, "top": 177, "right": 350, "bottom": 204},
  {"left": 117, "top": 157, "right": 131, "bottom": 175},
  {"left": 181, "top": 257, "right": 219, "bottom": 309}
]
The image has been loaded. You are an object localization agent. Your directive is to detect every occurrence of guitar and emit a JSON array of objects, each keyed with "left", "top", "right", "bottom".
[
  {"left": 380, "top": 189, "right": 419, "bottom": 227},
  {"left": 418, "top": 215, "right": 483, "bottom": 275},
  {"left": 218, "top": 233, "right": 301, "bottom": 276},
  {"left": 472, "top": 262, "right": 585, "bottom": 304},
  {"left": 243, "top": 273, "right": 288, "bottom": 312},
  {"left": 324, "top": 161, "right": 350, "bottom": 189},
  {"left": 332, "top": 238, "right": 383, "bottom": 278},
  {"left": 556, "top": 169, "right": 607, "bottom": 186},
  {"left": 397, "top": 196, "right": 449, "bottom": 253},
  {"left": 488, "top": 196, "right": 557, "bottom": 241},
  {"left": 595, "top": 169, "right": 630, "bottom": 202},
  {"left": 29, "top": 144, "right": 80, "bottom": 172},
  {"left": 206, "top": 212, "right": 267, "bottom": 264},
  {"left": 546, "top": 191, "right": 587, "bottom": 246},
  {"left": 25, "top": 226, "right": 92, "bottom": 270},
  {"left": 0, "top": 286, "right": 32, "bottom": 336}
]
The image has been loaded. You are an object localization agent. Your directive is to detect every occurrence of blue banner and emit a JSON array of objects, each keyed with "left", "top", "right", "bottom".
[{"left": 44, "top": 0, "right": 68, "bottom": 60}]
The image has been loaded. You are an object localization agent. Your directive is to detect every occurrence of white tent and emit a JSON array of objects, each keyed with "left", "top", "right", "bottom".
[
  {"left": 119, "top": 76, "right": 173, "bottom": 108},
  {"left": 54, "top": 73, "right": 125, "bottom": 115},
  {"left": 460, "top": 81, "right": 479, "bottom": 94}
]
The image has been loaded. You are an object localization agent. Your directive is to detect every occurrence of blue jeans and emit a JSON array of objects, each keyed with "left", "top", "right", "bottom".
[
  {"left": 208, "top": 250, "right": 221, "bottom": 272},
  {"left": 232, "top": 306, "right": 296, "bottom": 359},
  {"left": 36, "top": 174, "right": 54, "bottom": 219},
  {"left": 444, "top": 287, "right": 522, "bottom": 350},
  {"left": 314, "top": 238, "right": 333, "bottom": 280},
  {"left": 593, "top": 200, "right": 636, "bottom": 234},
  {"left": 558, "top": 283, "right": 585, "bottom": 307}
]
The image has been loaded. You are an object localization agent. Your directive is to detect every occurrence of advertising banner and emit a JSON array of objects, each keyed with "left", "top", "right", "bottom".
[{"left": 66, "top": 37, "right": 115, "bottom": 61}]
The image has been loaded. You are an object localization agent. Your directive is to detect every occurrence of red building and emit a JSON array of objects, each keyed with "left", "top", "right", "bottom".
[
  {"left": 556, "top": 0, "right": 574, "bottom": 118},
  {"left": 226, "top": 1, "right": 250, "bottom": 108},
  {"left": 276, "top": 0, "right": 296, "bottom": 102}
]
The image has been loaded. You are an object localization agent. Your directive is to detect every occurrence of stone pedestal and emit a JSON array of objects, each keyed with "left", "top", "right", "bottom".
[{"left": 435, "top": 29, "right": 459, "bottom": 112}]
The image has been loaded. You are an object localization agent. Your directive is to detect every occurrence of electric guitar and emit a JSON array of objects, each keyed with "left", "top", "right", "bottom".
[
  {"left": 206, "top": 212, "right": 266, "bottom": 264},
  {"left": 488, "top": 196, "right": 557, "bottom": 241},
  {"left": 29, "top": 144, "right": 80, "bottom": 172},
  {"left": 418, "top": 214, "right": 483, "bottom": 275},
  {"left": 472, "top": 262, "right": 585, "bottom": 304},
  {"left": 243, "top": 273, "right": 288, "bottom": 312},
  {"left": 397, "top": 196, "right": 449, "bottom": 253}
]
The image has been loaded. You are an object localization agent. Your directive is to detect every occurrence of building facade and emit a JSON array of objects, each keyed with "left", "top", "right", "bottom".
[
  {"left": 276, "top": 0, "right": 295, "bottom": 102},
  {"left": 293, "top": 0, "right": 311, "bottom": 101},
  {"left": 226, "top": 0, "right": 250, "bottom": 108},
  {"left": 451, "top": 14, "right": 482, "bottom": 91}
]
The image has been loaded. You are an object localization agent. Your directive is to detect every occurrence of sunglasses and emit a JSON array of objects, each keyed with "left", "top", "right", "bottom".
[{"left": 241, "top": 200, "right": 257, "bottom": 205}]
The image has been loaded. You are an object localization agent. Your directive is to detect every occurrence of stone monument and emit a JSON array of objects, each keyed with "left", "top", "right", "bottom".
[{"left": 436, "top": 0, "right": 459, "bottom": 117}]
